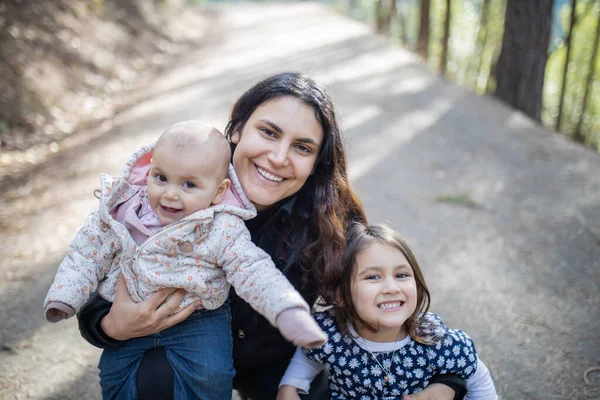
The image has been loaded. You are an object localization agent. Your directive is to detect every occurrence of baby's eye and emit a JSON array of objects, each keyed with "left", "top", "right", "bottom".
[
  {"left": 156, "top": 174, "right": 167, "bottom": 182},
  {"left": 183, "top": 181, "right": 197, "bottom": 189}
]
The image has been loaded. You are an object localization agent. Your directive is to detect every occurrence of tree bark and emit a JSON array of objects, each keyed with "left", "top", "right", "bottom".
[
  {"left": 494, "top": 0, "right": 554, "bottom": 122},
  {"left": 440, "top": 0, "right": 452, "bottom": 75},
  {"left": 416, "top": 0, "right": 431, "bottom": 59},
  {"left": 556, "top": 0, "right": 578, "bottom": 131}
]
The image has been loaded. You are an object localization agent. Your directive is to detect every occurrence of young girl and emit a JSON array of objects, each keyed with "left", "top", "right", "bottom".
[{"left": 277, "top": 222, "right": 498, "bottom": 400}]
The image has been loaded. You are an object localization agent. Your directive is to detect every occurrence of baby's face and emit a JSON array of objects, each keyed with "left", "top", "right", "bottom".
[{"left": 147, "top": 145, "right": 224, "bottom": 225}]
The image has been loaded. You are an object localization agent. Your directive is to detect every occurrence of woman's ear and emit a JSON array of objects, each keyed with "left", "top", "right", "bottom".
[
  {"left": 212, "top": 178, "right": 231, "bottom": 204},
  {"left": 231, "top": 131, "right": 240, "bottom": 144}
]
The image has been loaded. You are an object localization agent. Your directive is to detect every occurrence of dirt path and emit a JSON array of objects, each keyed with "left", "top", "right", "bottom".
[{"left": 1, "top": 2, "right": 599, "bottom": 399}]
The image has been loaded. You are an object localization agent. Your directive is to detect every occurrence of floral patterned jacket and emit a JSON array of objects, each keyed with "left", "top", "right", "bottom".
[{"left": 44, "top": 143, "right": 308, "bottom": 325}]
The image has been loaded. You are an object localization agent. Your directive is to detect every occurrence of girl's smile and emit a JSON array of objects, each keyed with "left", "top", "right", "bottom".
[{"left": 351, "top": 241, "right": 418, "bottom": 342}]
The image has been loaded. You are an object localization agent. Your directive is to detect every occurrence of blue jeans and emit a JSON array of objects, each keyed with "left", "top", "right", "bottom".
[{"left": 98, "top": 305, "right": 234, "bottom": 400}]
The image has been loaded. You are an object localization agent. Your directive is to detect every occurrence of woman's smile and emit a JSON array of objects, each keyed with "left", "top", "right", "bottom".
[
  {"left": 231, "top": 96, "right": 323, "bottom": 211},
  {"left": 255, "top": 165, "right": 285, "bottom": 182}
]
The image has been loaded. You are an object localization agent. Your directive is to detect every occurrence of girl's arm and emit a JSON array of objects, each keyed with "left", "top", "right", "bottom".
[
  {"left": 465, "top": 360, "right": 498, "bottom": 400},
  {"left": 278, "top": 347, "right": 325, "bottom": 396}
]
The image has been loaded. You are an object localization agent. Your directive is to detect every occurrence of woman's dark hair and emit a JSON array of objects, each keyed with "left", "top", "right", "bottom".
[
  {"left": 326, "top": 222, "right": 434, "bottom": 344},
  {"left": 225, "top": 72, "right": 366, "bottom": 289}
]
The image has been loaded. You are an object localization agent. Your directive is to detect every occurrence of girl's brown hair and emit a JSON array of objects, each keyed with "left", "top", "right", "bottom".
[
  {"left": 225, "top": 72, "right": 366, "bottom": 290},
  {"left": 323, "top": 222, "right": 434, "bottom": 344}
]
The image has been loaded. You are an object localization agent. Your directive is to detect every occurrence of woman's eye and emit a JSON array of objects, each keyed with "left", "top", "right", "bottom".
[
  {"left": 259, "top": 128, "right": 276, "bottom": 138},
  {"left": 156, "top": 174, "right": 167, "bottom": 182},
  {"left": 295, "top": 144, "right": 312, "bottom": 154},
  {"left": 183, "top": 181, "right": 197, "bottom": 189}
]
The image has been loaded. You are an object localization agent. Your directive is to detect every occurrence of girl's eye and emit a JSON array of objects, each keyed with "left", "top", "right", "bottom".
[
  {"left": 183, "top": 181, "right": 197, "bottom": 189},
  {"left": 396, "top": 273, "right": 409, "bottom": 279},
  {"left": 365, "top": 275, "right": 380, "bottom": 280},
  {"left": 156, "top": 174, "right": 167, "bottom": 182}
]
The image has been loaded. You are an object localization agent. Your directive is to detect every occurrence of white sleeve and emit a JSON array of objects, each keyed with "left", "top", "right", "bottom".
[
  {"left": 465, "top": 359, "right": 498, "bottom": 400},
  {"left": 278, "top": 347, "right": 325, "bottom": 394}
]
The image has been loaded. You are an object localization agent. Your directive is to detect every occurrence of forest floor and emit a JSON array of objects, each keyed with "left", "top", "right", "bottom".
[{"left": 1, "top": 1, "right": 600, "bottom": 399}]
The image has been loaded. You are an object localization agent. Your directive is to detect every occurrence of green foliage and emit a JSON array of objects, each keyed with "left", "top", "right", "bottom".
[
  {"left": 434, "top": 193, "right": 479, "bottom": 208},
  {"left": 545, "top": 1, "right": 600, "bottom": 148},
  {"left": 329, "top": 0, "right": 600, "bottom": 152}
]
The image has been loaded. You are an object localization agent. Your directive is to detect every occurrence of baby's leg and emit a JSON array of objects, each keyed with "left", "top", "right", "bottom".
[
  {"left": 98, "top": 336, "right": 154, "bottom": 400},
  {"left": 161, "top": 305, "right": 235, "bottom": 400}
]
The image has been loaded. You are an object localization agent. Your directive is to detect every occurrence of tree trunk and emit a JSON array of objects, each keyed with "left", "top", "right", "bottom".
[
  {"left": 494, "top": 0, "right": 554, "bottom": 122},
  {"left": 468, "top": 0, "right": 491, "bottom": 88},
  {"left": 575, "top": 9, "right": 600, "bottom": 141},
  {"left": 416, "top": 0, "right": 431, "bottom": 59},
  {"left": 440, "top": 0, "right": 452, "bottom": 75},
  {"left": 556, "top": 0, "right": 578, "bottom": 131}
]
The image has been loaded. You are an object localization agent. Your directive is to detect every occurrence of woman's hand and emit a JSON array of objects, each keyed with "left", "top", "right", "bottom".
[
  {"left": 402, "top": 383, "right": 456, "bottom": 400},
  {"left": 100, "top": 274, "right": 199, "bottom": 340},
  {"left": 276, "top": 385, "right": 301, "bottom": 400}
]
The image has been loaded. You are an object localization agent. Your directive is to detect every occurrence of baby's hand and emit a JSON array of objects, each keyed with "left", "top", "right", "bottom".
[
  {"left": 45, "top": 302, "right": 75, "bottom": 323},
  {"left": 276, "top": 308, "right": 327, "bottom": 349},
  {"left": 276, "top": 385, "right": 301, "bottom": 400}
]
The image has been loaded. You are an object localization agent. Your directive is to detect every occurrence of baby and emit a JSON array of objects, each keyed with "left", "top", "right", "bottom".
[{"left": 44, "top": 121, "right": 327, "bottom": 399}]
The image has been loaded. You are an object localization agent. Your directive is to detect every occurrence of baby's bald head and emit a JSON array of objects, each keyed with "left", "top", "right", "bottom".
[{"left": 155, "top": 121, "right": 231, "bottom": 180}]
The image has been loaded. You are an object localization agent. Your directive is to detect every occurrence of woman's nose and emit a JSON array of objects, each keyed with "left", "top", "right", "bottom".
[{"left": 267, "top": 144, "right": 290, "bottom": 168}]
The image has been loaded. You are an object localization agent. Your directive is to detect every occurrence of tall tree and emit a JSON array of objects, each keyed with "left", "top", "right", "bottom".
[
  {"left": 575, "top": 8, "right": 600, "bottom": 140},
  {"left": 556, "top": 0, "right": 579, "bottom": 131},
  {"left": 467, "top": 0, "right": 492, "bottom": 89},
  {"left": 440, "top": 0, "right": 452, "bottom": 75},
  {"left": 416, "top": 0, "right": 431, "bottom": 59},
  {"left": 495, "top": 0, "right": 554, "bottom": 122}
]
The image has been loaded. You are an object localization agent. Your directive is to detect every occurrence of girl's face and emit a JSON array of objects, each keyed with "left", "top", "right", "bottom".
[
  {"left": 231, "top": 96, "right": 324, "bottom": 211},
  {"left": 351, "top": 241, "right": 418, "bottom": 342}
]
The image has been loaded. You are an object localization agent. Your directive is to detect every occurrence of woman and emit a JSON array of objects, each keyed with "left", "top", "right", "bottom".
[{"left": 78, "top": 72, "right": 466, "bottom": 399}]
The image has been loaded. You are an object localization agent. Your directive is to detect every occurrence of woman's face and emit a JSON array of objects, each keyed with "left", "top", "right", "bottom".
[{"left": 231, "top": 96, "right": 324, "bottom": 211}]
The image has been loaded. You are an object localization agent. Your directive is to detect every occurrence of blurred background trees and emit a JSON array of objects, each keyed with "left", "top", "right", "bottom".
[{"left": 339, "top": 0, "right": 600, "bottom": 151}]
